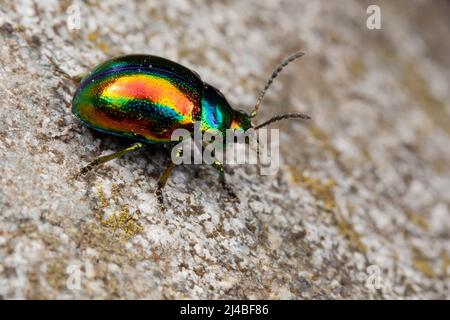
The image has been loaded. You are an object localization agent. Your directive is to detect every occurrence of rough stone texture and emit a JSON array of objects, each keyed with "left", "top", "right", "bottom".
[{"left": 1, "top": 0, "right": 449, "bottom": 299}]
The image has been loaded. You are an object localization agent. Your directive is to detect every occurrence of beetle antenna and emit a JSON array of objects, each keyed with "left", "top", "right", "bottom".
[
  {"left": 253, "top": 112, "right": 311, "bottom": 130},
  {"left": 250, "top": 51, "right": 305, "bottom": 118}
]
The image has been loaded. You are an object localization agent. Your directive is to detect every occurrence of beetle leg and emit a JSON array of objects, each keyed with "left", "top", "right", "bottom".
[
  {"left": 201, "top": 141, "right": 226, "bottom": 184},
  {"left": 73, "top": 72, "right": 88, "bottom": 83},
  {"left": 156, "top": 161, "right": 176, "bottom": 190},
  {"left": 46, "top": 54, "right": 86, "bottom": 84},
  {"left": 155, "top": 148, "right": 183, "bottom": 203},
  {"left": 81, "top": 142, "right": 144, "bottom": 174},
  {"left": 211, "top": 160, "right": 237, "bottom": 199},
  {"left": 211, "top": 160, "right": 226, "bottom": 184}
]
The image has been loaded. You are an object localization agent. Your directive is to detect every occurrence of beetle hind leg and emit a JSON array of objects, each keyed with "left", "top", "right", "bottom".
[
  {"left": 156, "top": 160, "right": 177, "bottom": 191},
  {"left": 81, "top": 142, "right": 144, "bottom": 174}
]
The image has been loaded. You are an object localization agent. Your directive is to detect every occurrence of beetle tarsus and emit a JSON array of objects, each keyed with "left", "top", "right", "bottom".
[{"left": 222, "top": 181, "right": 238, "bottom": 200}]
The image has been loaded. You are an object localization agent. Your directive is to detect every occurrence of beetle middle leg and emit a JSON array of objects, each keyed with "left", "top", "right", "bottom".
[
  {"left": 81, "top": 142, "right": 144, "bottom": 174},
  {"left": 202, "top": 141, "right": 226, "bottom": 183},
  {"left": 155, "top": 148, "right": 183, "bottom": 204},
  {"left": 211, "top": 160, "right": 237, "bottom": 199}
]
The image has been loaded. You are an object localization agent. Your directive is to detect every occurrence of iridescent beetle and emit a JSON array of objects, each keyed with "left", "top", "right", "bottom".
[{"left": 70, "top": 51, "right": 310, "bottom": 194}]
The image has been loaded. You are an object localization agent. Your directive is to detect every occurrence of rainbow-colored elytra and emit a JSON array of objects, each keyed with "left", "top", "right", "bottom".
[{"left": 72, "top": 54, "right": 252, "bottom": 144}]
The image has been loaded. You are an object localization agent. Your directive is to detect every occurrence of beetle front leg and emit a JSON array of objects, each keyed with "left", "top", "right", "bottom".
[{"left": 81, "top": 142, "right": 144, "bottom": 174}]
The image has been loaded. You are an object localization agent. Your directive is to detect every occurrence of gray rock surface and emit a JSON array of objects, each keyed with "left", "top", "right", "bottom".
[{"left": 0, "top": 0, "right": 449, "bottom": 299}]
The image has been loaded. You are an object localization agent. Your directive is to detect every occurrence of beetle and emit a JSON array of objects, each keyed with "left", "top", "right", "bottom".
[{"left": 69, "top": 51, "right": 310, "bottom": 195}]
